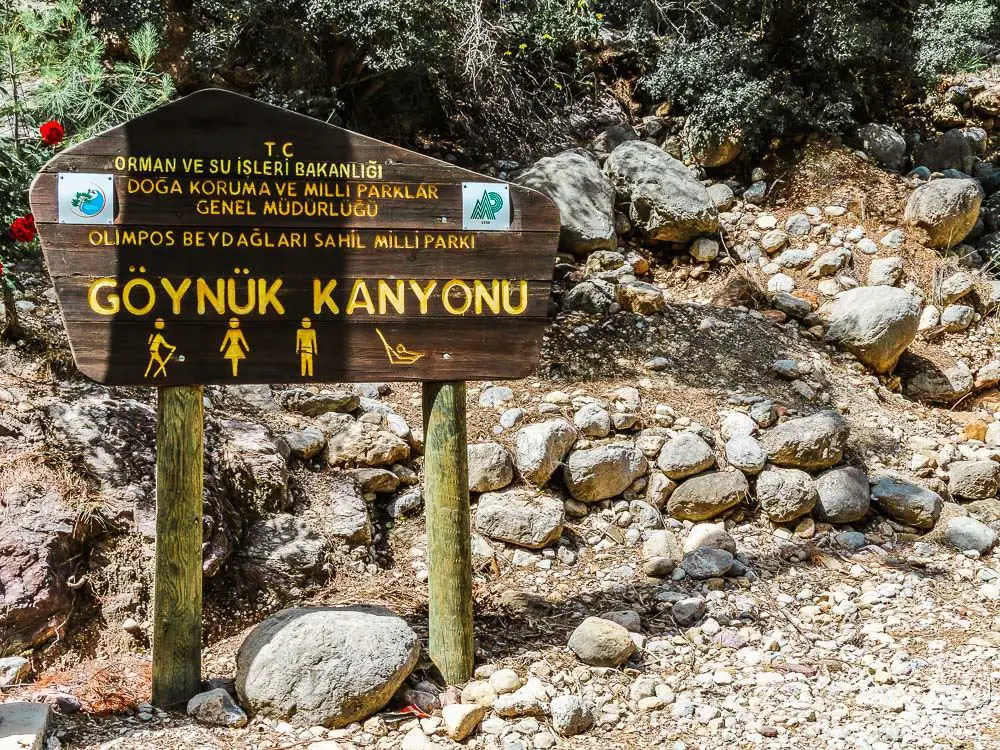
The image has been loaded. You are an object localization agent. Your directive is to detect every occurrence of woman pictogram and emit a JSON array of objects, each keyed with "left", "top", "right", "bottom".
[{"left": 220, "top": 317, "right": 249, "bottom": 376}]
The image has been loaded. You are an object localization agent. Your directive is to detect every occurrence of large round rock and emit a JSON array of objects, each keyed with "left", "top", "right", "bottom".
[
  {"left": 823, "top": 287, "right": 920, "bottom": 374},
  {"left": 603, "top": 140, "right": 719, "bottom": 243},
  {"left": 236, "top": 606, "right": 420, "bottom": 727},
  {"left": 903, "top": 178, "right": 983, "bottom": 249}
]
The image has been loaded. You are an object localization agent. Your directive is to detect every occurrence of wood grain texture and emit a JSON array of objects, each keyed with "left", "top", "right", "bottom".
[
  {"left": 152, "top": 385, "right": 204, "bottom": 708},
  {"left": 28, "top": 89, "right": 560, "bottom": 385},
  {"left": 422, "top": 381, "right": 474, "bottom": 684}
]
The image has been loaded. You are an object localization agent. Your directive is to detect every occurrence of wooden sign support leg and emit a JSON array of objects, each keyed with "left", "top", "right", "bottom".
[
  {"left": 422, "top": 381, "right": 475, "bottom": 684},
  {"left": 152, "top": 384, "right": 204, "bottom": 708}
]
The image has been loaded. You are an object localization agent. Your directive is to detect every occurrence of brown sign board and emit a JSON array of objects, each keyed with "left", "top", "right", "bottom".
[{"left": 30, "top": 89, "right": 559, "bottom": 385}]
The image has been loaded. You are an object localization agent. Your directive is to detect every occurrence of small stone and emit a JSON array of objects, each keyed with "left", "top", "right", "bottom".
[
  {"left": 480, "top": 386, "right": 515, "bottom": 408},
  {"left": 657, "top": 432, "right": 715, "bottom": 480},
  {"left": 681, "top": 547, "right": 734, "bottom": 579},
  {"left": 683, "top": 523, "right": 736, "bottom": 554},
  {"left": 489, "top": 669, "right": 522, "bottom": 695},
  {"left": 568, "top": 617, "right": 635, "bottom": 667},
  {"left": 945, "top": 517, "right": 998, "bottom": 555},
  {"left": 724, "top": 435, "right": 765, "bottom": 474},
  {"left": 689, "top": 237, "right": 720, "bottom": 262},
  {"left": 642, "top": 529, "right": 682, "bottom": 576},
  {"left": 187, "top": 688, "right": 248, "bottom": 728},
  {"left": 461, "top": 681, "right": 498, "bottom": 707},
  {"left": 672, "top": 597, "right": 706, "bottom": 626},
  {"left": 549, "top": 695, "right": 595, "bottom": 737},
  {"left": 441, "top": 703, "right": 487, "bottom": 741}
]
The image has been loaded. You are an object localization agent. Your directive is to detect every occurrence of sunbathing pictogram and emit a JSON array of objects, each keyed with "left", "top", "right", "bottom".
[{"left": 376, "top": 328, "right": 425, "bottom": 365}]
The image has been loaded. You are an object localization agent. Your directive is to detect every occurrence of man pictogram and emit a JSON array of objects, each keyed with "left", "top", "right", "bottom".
[
  {"left": 144, "top": 318, "right": 175, "bottom": 378},
  {"left": 296, "top": 317, "right": 317, "bottom": 377}
]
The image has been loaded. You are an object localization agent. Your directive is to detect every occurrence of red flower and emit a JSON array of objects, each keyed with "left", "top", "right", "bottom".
[
  {"left": 9, "top": 214, "right": 37, "bottom": 243},
  {"left": 39, "top": 120, "right": 64, "bottom": 146}
]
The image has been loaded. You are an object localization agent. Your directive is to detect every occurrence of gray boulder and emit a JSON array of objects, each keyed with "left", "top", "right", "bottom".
[
  {"left": 325, "top": 420, "right": 410, "bottom": 467},
  {"left": 906, "top": 361, "right": 974, "bottom": 404},
  {"left": 680, "top": 547, "right": 734, "bottom": 579},
  {"left": 903, "top": 178, "right": 984, "bottom": 248},
  {"left": 573, "top": 403, "right": 612, "bottom": 438},
  {"left": 282, "top": 426, "right": 327, "bottom": 460},
  {"left": 308, "top": 478, "right": 371, "bottom": 545},
  {"left": 857, "top": 123, "right": 906, "bottom": 170},
  {"left": 278, "top": 388, "right": 359, "bottom": 416},
  {"left": 567, "top": 617, "right": 635, "bottom": 667},
  {"left": 563, "top": 278, "right": 615, "bottom": 314},
  {"left": 563, "top": 444, "right": 648, "bottom": 502},
  {"left": 948, "top": 460, "right": 1000, "bottom": 500},
  {"left": 467, "top": 442, "right": 514, "bottom": 493},
  {"left": 516, "top": 149, "right": 616, "bottom": 256},
  {"left": 756, "top": 466, "right": 818, "bottom": 523},
  {"left": 667, "top": 471, "right": 749, "bottom": 521},
  {"left": 474, "top": 489, "right": 564, "bottom": 549},
  {"left": 725, "top": 435, "right": 766, "bottom": 475},
  {"left": 236, "top": 606, "right": 420, "bottom": 727},
  {"left": 514, "top": 419, "right": 578, "bottom": 485},
  {"left": 912, "top": 129, "right": 976, "bottom": 174},
  {"left": 221, "top": 421, "right": 291, "bottom": 515},
  {"left": 813, "top": 467, "right": 870, "bottom": 524},
  {"left": 549, "top": 695, "right": 595, "bottom": 737},
  {"left": 944, "top": 516, "right": 998, "bottom": 555},
  {"left": 603, "top": 140, "right": 719, "bottom": 243},
  {"left": 759, "top": 411, "right": 850, "bottom": 471},
  {"left": 823, "top": 287, "right": 920, "bottom": 373},
  {"left": 656, "top": 432, "right": 716, "bottom": 480},
  {"left": 870, "top": 475, "right": 943, "bottom": 529},
  {"left": 234, "top": 514, "right": 327, "bottom": 588}
]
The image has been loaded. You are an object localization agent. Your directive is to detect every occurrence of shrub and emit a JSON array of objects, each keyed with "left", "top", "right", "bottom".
[
  {"left": 640, "top": 1, "right": 913, "bottom": 154},
  {"left": 914, "top": 0, "right": 1000, "bottom": 81}
]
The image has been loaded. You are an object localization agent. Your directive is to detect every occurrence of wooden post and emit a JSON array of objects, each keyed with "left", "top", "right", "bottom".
[
  {"left": 422, "top": 381, "right": 474, "bottom": 684},
  {"left": 152, "top": 384, "right": 204, "bottom": 708}
]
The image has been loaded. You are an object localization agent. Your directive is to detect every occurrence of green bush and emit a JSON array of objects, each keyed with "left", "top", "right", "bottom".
[
  {"left": 640, "top": 1, "right": 913, "bottom": 154},
  {"left": 914, "top": 0, "right": 1000, "bottom": 81}
]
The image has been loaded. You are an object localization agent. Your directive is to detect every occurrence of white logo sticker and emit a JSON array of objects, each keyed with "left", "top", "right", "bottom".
[
  {"left": 58, "top": 173, "right": 115, "bottom": 224},
  {"left": 462, "top": 182, "right": 510, "bottom": 231}
]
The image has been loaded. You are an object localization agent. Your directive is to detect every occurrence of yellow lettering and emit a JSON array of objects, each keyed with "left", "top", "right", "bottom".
[
  {"left": 346, "top": 280, "right": 375, "bottom": 315},
  {"left": 196, "top": 278, "right": 226, "bottom": 315},
  {"left": 160, "top": 278, "right": 192, "bottom": 315},
  {"left": 502, "top": 280, "right": 529, "bottom": 315},
  {"left": 313, "top": 279, "right": 339, "bottom": 314},
  {"left": 122, "top": 278, "right": 155, "bottom": 316},
  {"left": 408, "top": 280, "right": 437, "bottom": 315},
  {"left": 87, "top": 278, "right": 119, "bottom": 315},
  {"left": 442, "top": 279, "right": 472, "bottom": 315},
  {"left": 474, "top": 279, "right": 501, "bottom": 314},
  {"left": 377, "top": 279, "right": 405, "bottom": 315},
  {"left": 227, "top": 278, "right": 257, "bottom": 315},
  {"left": 257, "top": 279, "right": 285, "bottom": 314}
]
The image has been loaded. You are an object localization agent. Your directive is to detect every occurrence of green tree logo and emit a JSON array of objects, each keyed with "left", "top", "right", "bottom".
[{"left": 471, "top": 190, "right": 504, "bottom": 222}]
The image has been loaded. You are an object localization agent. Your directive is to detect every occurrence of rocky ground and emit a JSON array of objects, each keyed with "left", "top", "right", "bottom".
[{"left": 4, "top": 72, "right": 1000, "bottom": 750}]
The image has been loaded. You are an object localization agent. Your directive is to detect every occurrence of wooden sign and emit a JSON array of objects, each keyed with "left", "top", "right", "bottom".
[{"left": 29, "top": 89, "right": 559, "bottom": 385}]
